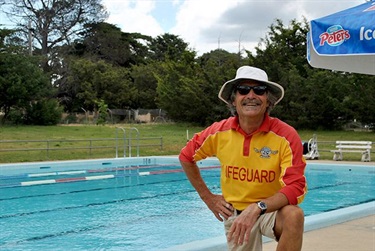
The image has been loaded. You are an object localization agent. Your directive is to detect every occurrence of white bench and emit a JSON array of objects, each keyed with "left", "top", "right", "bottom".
[{"left": 331, "top": 141, "right": 372, "bottom": 162}]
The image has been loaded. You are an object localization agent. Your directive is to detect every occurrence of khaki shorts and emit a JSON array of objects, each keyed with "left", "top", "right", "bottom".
[{"left": 224, "top": 210, "right": 277, "bottom": 251}]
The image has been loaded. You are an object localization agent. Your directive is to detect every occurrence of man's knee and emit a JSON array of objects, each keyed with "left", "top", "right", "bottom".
[
  {"left": 287, "top": 206, "right": 304, "bottom": 220},
  {"left": 275, "top": 206, "right": 304, "bottom": 237},
  {"left": 283, "top": 206, "right": 304, "bottom": 227}
]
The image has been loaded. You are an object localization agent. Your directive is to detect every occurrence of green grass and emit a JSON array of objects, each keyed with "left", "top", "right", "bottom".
[
  {"left": 0, "top": 123, "right": 204, "bottom": 163},
  {"left": 0, "top": 124, "right": 374, "bottom": 163}
]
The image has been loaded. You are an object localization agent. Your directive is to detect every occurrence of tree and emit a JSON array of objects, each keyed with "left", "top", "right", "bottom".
[
  {"left": 130, "top": 63, "right": 158, "bottom": 109},
  {"left": 148, "top": 33, "right": 194, "bottom": 62},
  {"left": 155, "top": 49, "right": 244, "bottom": 125},
  {"left": 0, "top": 28, "right": 24, "bottom": 53},
  {"left": 56, "top": 58, "right": 137, "bottom": 112},
  {"left": 344, "top": 74, "right": 375, "bottom": 127},
  {"left": 155, "top": 59, "right": 210, "bottom": 125},
  {"left": 24, "top": 99, "right": 63, "bottom": 125},
  {"left": 72, "top": 22, "right": 151, "bottom": 67},
  {"left": 3, "top": 0, "right": 108, "bottom": 72},
  {"left": 197, "top": 49, "right": 246, "bottom": 123},
  {"left": 251, "top": 18, "right": 310, "bottom": 80},
  {"left": 0, "top": 53, "right": 53, "bottom": 123},
  {"left": 95, "top": 99, "right": 108, "bottom": 125},
  {"left": 136, "top": 33, "right": 199, "bottom": 114},
  {"left": 286, "top": 67, "right": 350, "bottom": 129}
]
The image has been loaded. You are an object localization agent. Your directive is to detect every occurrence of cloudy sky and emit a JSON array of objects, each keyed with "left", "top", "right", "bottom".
[
  {"left": 102, "top": 0, "right": 367, "bottom": 55},
  {"left": 0, "top": 0, "right": 368, "bottom": 55}
]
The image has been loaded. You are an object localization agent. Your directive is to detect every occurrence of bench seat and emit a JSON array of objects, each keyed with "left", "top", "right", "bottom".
[{"left": 331, "top": 141, "right": 372, "bottom": 162}]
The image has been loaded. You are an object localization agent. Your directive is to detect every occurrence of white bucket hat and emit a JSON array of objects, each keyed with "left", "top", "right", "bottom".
[{"left": 218, "top": 66, "right": 284, "bottom": 105}]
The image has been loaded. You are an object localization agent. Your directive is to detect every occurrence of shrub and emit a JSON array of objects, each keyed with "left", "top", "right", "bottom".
[{"left": 24, "top": 99, "right": 63, "bottom": 125}]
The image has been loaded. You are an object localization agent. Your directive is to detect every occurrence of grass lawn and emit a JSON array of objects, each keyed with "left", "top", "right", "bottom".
[{"left": 0, "top": 123, "right": 374, "bottom": 163}]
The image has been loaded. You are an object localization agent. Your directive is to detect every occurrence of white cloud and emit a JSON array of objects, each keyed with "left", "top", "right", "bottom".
[
  {"left": 102, "top": 0, "right": 164, "bottom": 37},
  {"left": 56, "top": 0, "right": 375, "bottom": 55},
  {"left": 171, "top": 0, "right": 236, "bottom": 54},
  {"left": 1, "top": 0, "right": 365, "bottom": 55}
]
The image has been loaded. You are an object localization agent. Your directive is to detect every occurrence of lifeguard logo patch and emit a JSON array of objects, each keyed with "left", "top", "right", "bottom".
[{"left": 254, "top": 147, "right": 278, "bottom": 158}]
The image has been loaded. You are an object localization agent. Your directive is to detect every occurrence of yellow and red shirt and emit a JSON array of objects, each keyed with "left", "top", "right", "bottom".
[{"left": 179, "top": 114, "right": 307, "bottom": 210}]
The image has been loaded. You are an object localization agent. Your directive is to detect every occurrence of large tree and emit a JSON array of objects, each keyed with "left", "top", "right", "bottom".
[
  {"left": 130, "top": 63, "right": 159, "bottom": 109},
  {"left": 155, "top": 59, "right": 210, "bottom": 125},
  {"left": 72, "top": 22, "right": 151, "bottom": 67},
  {"left": 0, "top": 52, "right": 52, "bottom": 122},
  {"left": 148, "top": 33, "right": 193, "bottom": 62},
  {"left": 56, "top": 58, "right": 137, "bottom": 112},
  {"left": 3, "top": 0, "right": 108, "bottom": 72}
]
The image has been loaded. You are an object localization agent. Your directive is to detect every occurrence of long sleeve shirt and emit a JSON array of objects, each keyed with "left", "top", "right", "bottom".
[{"left": 179, "top": 114, "right": 307, "bottom": 210}]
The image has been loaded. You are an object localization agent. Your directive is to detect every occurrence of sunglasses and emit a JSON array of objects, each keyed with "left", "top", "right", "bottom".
[{"left": 236, "top": 85, "right": 267, "bottom": 96}]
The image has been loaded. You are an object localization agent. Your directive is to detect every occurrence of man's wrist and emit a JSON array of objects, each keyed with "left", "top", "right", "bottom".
[{"left": 256, "top": 201, "right": 267, "bottom": 215}]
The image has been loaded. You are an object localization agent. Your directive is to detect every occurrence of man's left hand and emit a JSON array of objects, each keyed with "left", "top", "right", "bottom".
[{"left": 227, "top": 203, "right": 261, "bottom": 246}]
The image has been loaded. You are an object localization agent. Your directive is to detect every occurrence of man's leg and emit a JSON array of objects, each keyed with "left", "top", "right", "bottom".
[{"left": 274, "top": 205, "right": 304, "bottom": 251}]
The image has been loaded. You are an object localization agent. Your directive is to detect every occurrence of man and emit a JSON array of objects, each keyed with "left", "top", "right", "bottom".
[{"left": 179, "top": 66, "right": 307, "bottom": 251}]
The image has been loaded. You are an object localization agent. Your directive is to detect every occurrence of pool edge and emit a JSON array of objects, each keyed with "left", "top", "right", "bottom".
[{"left": 160, "top": 201, "right": 375, "bottom": 251}]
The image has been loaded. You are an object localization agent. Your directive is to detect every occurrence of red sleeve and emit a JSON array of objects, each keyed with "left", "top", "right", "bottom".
[
  {"left": 179, "top": 118, "right": 234, "bottom": 163},
  {"left": 278, "top": 125, "right": 307, "bottom": 205}
]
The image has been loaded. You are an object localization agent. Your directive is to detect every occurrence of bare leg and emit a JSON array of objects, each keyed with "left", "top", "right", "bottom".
[{"left": 274, "top": 205, "right": 304, "bottom": 251}]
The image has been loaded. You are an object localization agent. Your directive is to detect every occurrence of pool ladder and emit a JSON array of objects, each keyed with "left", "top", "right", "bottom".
[{"left": 115, "top": 127, "right": 140, "bottom": 158}]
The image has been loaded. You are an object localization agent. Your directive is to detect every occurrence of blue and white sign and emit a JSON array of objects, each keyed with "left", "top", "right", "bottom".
[{"left": 307, "top": 1, "right": 375, "bottom": 75}]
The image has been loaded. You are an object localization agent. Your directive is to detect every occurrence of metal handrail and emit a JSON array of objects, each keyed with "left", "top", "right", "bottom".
[
  {"left": 115, "top": 127, "right": 140, "bottom": 158},
  {"left": 128, "top": 127, "right": 140, "bottom": 157},
  {"left": 116, "top": 127, "right": 126, "bottom": 158}
]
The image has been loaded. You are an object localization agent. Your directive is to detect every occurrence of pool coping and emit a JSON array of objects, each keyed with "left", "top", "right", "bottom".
[{"left": 160, "top": 201, "right": 375, "bottom": 251}]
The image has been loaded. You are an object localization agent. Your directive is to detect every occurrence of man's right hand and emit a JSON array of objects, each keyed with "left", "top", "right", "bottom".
[{"left": 202, "top": 193, "right": 233, "bottom": 221}]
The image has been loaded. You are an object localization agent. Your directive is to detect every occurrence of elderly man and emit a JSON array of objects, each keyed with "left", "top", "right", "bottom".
[{"left": 179, "top": 66, "right": 307, "bottom": 251}]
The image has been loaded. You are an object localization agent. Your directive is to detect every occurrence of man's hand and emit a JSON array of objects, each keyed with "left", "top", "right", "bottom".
[
  {"left": 203, "top": 193, "right": 233, "bottom": 221},
  {"left": 226, "top": 203, "right": 260, "bottom": 245},
  {"left": 180, "top": 161, "right": 234, "bottom": 222}
]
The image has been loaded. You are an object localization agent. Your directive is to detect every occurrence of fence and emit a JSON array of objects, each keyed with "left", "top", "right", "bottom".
[
  {"left": 0, "top": 137, "right": 163, "bottom": 162},
  {"left": 0, "top": 139, "right": 373, "bottom": 163}
]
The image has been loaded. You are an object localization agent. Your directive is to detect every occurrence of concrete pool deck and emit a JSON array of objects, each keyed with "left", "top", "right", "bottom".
[
  {"left": 163, "top": 202, "right": 374, "bottom": 251},
  {"left": 163, "top": 160, "right": 374, "bottom": 251},
  {"left": 264, "top": 214, "right": 375, "bottom": 251}
]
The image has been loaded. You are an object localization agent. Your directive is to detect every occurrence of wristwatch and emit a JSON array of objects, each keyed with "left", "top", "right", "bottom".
[{"left": 256, "top": 201, "right": 267, "bottom": 215}]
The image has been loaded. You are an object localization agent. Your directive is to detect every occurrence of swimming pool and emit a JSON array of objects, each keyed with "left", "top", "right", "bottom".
[{"left": 0, "top": 157, "right": 374, "bottom": 251}]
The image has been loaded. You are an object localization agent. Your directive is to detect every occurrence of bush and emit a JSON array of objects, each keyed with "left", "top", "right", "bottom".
[
  {"left": 6, "top": 109, "right": 25, "bottom": 125},
  {"left": 24, "top": 99, "right": 63, "bottom": 125}
]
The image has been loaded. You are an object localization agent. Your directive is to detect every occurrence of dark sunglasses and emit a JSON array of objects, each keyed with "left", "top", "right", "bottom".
[{"left": 236, "top": 85, "right": 267, "bottom": 96}]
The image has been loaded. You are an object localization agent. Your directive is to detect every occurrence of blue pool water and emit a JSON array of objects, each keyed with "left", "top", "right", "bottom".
[{"left": 0, "top": 157, "right": 374, "bottom": 251}]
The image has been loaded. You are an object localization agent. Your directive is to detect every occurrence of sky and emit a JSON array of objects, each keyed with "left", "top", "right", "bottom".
[
  {"left": 0, "top": 0, "right": 368, "bottom": 55},
  {"left": 101, "top": 0, "right": 367, "bottom": 55}
]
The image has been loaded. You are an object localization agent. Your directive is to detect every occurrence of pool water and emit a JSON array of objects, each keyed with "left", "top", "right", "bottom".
[
  {"left": 0, "top": 158, "right": 374, "bottom": 251},
  {"left": 305, "top": 165, "right": 374, "bottom": 215}
]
